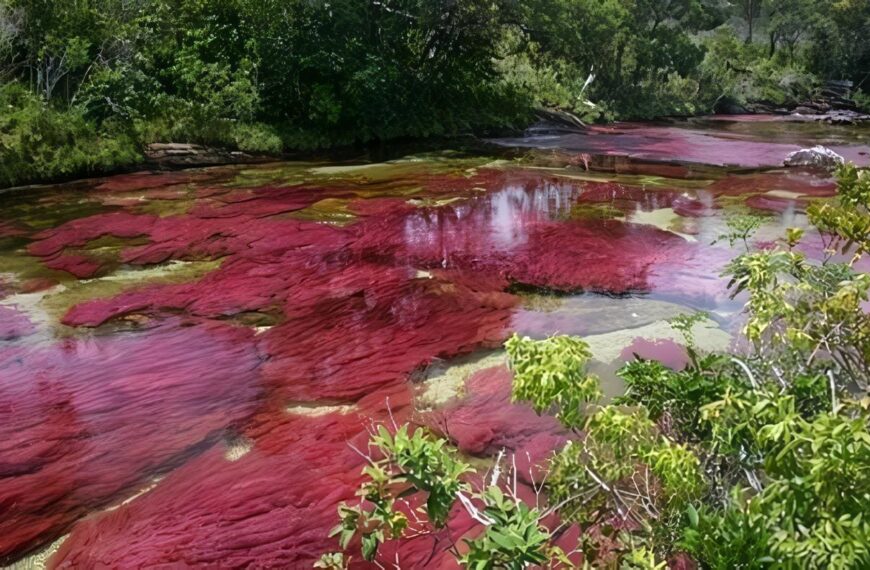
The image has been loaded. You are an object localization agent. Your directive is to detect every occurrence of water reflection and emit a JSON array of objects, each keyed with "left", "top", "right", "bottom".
[{"left": 403, "top": 181, "right": 582, "bottom": 259}]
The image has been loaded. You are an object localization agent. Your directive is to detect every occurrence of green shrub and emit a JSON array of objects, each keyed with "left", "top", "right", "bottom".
[
  {"left": 0, "top": 84, "right": 140, "bottom": 187},
  {"left": 697, "top": 26, "right": 820, "bottom": 109},
  {"left": 133, "top": 113, "right": 281, "bottom": 154},
  {"left": 325, "top": 424, "right": 557, "bottom": 568},
  {"left": 505, "top": 332, "right": 601, "bottom": 429},
  {"left": 680, "top": 496, "right": 772, "bottom": 570},
  {"left": 228, "top": 123, "right": 282, "bottom": 154}
]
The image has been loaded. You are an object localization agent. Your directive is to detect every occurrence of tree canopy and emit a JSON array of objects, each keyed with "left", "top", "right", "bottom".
[{"left": 0, "top": 0, "right": 868, "bottom": 186}]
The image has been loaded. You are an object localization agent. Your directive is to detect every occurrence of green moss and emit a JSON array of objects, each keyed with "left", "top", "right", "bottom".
[
  {"left": 0, "top": 248, "right": 70, "bottom": 286},
  {"left": 289, "top": 198, "right": 356, "bottom": 225},
  {"left": 517, "top": 292, "right": 567, "bottom": 313},
  {"left": 135, "top": 197, "right": 196, "bottom": 217},
  {"left": 40, "top": 259, "right": 221, "bottom": 326}
]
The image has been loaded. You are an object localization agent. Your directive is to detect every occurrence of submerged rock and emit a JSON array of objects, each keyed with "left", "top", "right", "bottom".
[
  {"left": 783, "top": 145, "right": 845, "bottom": 169},
  {"left": 0, "top": 305, "right": 36, "bottom": 340}
]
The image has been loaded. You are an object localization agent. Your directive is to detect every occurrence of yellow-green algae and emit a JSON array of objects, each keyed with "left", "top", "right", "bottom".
[
  {"left": 38, "top": 259, "right": 221, "bottom": 330},
  {"left": 288, "top": 197, "right": 357, "bottom": 225},
  {"left": 134, "top": 194, "right": 197, "bottom": 217},
  {"left": 628, "top": 207, "right": 698, "bottom": 242},
  {"left": 308, "top": 152, "right": 493, "bottom": 183},
  {"left": 285, "top": 402, "right": 356, "bottom": 417},
  {"left": 228, "top": 152, "right": 495, "bottom": 192},
  {"left": 549, "top": 169, "right": 717, "bottom": 191},
  {"left": 66, "top": 235, "right": 153, "bottom": 274},
  {"left": 0, "top": 195, "right": 107, "bottom": 232},
  {"left": 516, "top": 292, "right": 566, "bottom": 313},
  {"left": 565, "top": 203, "right": 625, "bottom": 221},
  {"left": 407, "top": 196, "right": 468, "bottom": 208},
  {"left": 0, "top": 248, "right": 70, "bottom": 286},
  {"left": 225, "top": 161, "right": 330, "bottom": 188}
]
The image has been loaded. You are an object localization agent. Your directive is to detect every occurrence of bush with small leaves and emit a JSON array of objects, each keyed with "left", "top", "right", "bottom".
[
  {"left": 459, "top": 487, "right": 551, "bottom": 570},
  {"left": 714, "top": 212, "right": 767, "bottom": 249},
  {"left": 324, "top": 424, "right": 564, "bottom": 568},
  {"left": 505, "top": 333, "right": 602, "bottom": 429},
  {"left": 726, "top": 164, "right": 870, "bottom": 390},
  {"left": 329, "top": 424, "right": 470, "bottom": 561}
]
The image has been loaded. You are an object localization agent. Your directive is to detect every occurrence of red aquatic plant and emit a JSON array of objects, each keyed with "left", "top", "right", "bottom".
[
  {"left": 5, "top": 160, "right": 823, "bottom": 567},
  {"left": 0, "top": 320, "right": 262, "bottom": 563}
]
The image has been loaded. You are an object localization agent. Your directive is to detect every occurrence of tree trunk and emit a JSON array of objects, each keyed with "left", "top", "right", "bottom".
[{"left": 745, "top": 0, "right": 755, "bottom": 44}]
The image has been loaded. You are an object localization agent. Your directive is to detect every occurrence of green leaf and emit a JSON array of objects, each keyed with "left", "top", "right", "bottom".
[
  {"left": 361, "top": 533, "right": 379, "bottom": 561},
  {"left": 687, "top": 504, "right": 699, "bottom": 528}
]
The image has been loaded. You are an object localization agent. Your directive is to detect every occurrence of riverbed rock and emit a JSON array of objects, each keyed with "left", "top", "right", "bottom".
[
  {"left": 0, "top": 305, "right": 35, "bottom": 340},
  {"left": 525, "top": 108, "right": 587, "bottom": 135},
  {"left": 783, "top": 145, "right": 845, "bottom": 169},
  {"left": 145, "top": 142, "right": 269, "bottom": 169},
  {"left": 811, "top": 110, "right": 870, "bottom": 125}
]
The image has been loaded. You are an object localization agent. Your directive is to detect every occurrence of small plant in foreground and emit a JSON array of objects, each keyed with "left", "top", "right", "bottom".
[
  {"left": 713, "top": 212, "right": 766, "bottom": 249},
  {"left": 506, "top": 333, "right": 601, "bottom": 429}
]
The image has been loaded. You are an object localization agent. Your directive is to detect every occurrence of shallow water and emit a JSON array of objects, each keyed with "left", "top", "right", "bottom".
[
  {"left": 496, "top": 117, "right": 870, "bottom": 167},
  {"left": 0, "top": 117, "right": 868, "bottom": 568}
]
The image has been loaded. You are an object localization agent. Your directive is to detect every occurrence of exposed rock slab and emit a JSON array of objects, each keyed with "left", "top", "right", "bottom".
[{"left": 145, "top": 143, "right": 273, "bottom": 169}]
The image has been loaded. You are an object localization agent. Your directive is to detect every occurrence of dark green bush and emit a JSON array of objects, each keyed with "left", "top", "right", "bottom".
[{"left": 0, "top": 84, "right": 140, "bottom": 187}]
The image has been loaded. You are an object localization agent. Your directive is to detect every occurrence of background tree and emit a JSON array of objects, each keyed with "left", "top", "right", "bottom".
[
  {"left": 0, "top": 0, "right": 868, "bottom": 187},
  {"left": 735, "top": 0, "right": 764, "bottom": 43}
]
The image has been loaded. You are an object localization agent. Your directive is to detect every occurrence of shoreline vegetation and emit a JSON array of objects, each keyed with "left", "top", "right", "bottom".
[{"left": 1, "top": 0, "right": 869, "bottom": 188}]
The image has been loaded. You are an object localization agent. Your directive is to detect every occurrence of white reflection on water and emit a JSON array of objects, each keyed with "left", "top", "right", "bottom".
[{"left": 402, "top": 181, "right": 582, "bottom": 263}]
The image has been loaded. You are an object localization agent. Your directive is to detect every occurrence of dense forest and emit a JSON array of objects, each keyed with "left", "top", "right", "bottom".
[{"left": 0, "top": 0, "right": 868, "bottom": 186}]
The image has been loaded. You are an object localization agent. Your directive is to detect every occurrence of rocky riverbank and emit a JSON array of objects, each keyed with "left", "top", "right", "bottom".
[{"left": 714, "top": 80, "right": 870, "bottom": 125}]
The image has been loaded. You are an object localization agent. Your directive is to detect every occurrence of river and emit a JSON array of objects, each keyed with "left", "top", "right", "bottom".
[{"left": 1, "top": 116, "right": 868, "bottom": 568}]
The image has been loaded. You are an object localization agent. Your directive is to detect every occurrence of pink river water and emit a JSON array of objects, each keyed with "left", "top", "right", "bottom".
[{"left": 0, "top": 117, "right": 868, "bottom": 568}]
